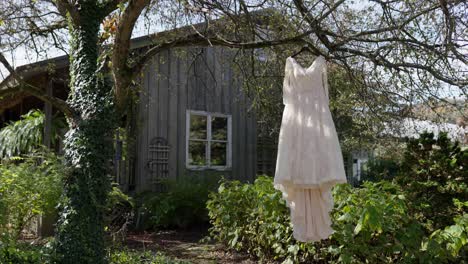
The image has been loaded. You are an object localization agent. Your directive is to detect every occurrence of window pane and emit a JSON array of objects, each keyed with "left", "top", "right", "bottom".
[
  {"left": 188, "top": 141, "right": 206, "bottom": 166},
  {"left": 190, "top": 115, "right": 207, "bottom": 139},
  {"left": 211, "top": 116, "right": 228, "bottom": 140},
  {"left": 211, "top": 142, "right": 227, "bottom": 166}
]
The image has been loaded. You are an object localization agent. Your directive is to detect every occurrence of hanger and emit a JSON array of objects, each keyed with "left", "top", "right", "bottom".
[
  {"left": 291, "top": 46, "right": 311, "bottom": 58},
  {"left": 291, "top": 46, "right": 308, "bottom": 58}
]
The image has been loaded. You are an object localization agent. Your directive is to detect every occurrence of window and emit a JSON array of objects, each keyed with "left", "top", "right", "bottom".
[{"left": 186, "top": 110, "right": 232, "bottom": 169}]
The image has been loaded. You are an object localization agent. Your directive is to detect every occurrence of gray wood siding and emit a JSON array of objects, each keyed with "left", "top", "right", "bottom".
[{"left": 135, "top": 47, "right": 257, "bottom": 192}]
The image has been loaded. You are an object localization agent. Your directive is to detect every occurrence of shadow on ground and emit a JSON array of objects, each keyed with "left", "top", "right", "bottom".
[{"left": 125, "top": 230, "right": 258, "bottom": 264}]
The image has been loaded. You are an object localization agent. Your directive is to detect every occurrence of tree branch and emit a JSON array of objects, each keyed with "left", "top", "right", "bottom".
[
  {"left": 128, "top": 29, "right": 315, "bottom": 84},
  {"left": 53, "top": 0, "right": 80, "bottom": 24},
  {"left": 112, "top": 0, "right": 151, "bottom": 110},
  {"left": 101, "top": 0, "right": 128, "bottom": 18}
]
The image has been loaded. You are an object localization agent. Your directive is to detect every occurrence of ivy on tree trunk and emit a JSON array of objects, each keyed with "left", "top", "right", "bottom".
[{"left": 53, "top": 2, "right": 115, "bottom": 263}]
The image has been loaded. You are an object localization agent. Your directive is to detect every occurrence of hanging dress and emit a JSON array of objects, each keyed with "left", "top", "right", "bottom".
[{"left": 274, "top": 55, "right": 347, "bottom": 242}]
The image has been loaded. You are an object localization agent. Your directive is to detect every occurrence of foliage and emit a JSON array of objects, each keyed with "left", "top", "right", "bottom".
[
  {"left": 421, "top": 209, "right": 468, "bottom": 262},
  {"left": 207, "top": 176, "right": 316, "bottom": 263},
  {"left": 360, "top": 157, "right": 400, "bottom": 182},
  {"left": 0, "top": 110, "right": 65, "bottom": 159},
  {"left": 395, "top": 132, "right": 468, "bottom": 231},
  {"left": 137, "top": 177, "right": 217, "bottom": 230},
  {"left": 0, "top": 151, "right": 65, "bottom": 240},
  {"left": 331, "top": 182, "right": 425, "bottom": 263},
  {"left": 109, "top": 248, "right": 190, "bottom": 264},
  {"left": 0, "top": 242, "right": 188, "bottom": 264},
  {"left": 0, "top": 241, "right": 51, "bottom": 264},
  {"left": 207, "top": 176, "right": 467, "bottom": 263},
  {"left": 105, "top": 186, "right": 135, "bottom": 242}
]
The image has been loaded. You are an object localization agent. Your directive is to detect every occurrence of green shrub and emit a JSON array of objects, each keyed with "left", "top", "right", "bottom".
[
  {"left": 207, "top": 176, "right": 316, "bottom": 263},
  {"left": 362, "top": 158, "right": 399, "bottom": 182},
  {"left": 105, "top": 186, "right": 135, "bottom": 242},
  {"left": 0, "top": 151, "right": 65, "bottom": 239},
  {"left": 331, "top": 182, "right": 425, "bottom": 263},
  {"left": 396, "top": 132, "right": 467, "bottom": 231},
  {"left": 109, "top": 248, "right": 190, "bottom": 264},
  {"left": 137, "top": 177, "right": 217, "bottom": 230},
  {"left": 421, "top": 209, "right": 468, "bottom": 262},
  {"left": 207, "top": 176, "right": 467, "bottom": 263},
  {"left": 0, "top": 242, "right": 188, "bottom": 264},
  {"left": 0, "top": 241, "right": 51, "bottom": 264}
]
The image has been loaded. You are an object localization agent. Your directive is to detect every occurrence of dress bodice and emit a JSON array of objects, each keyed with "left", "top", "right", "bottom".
[{"left": 283, "top": 56, "right": 329, "bottom": 105}]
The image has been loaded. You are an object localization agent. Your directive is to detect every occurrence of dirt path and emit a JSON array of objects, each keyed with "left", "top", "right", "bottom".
[{"left": 125, "top": 230, "right": 257, "bottom": 264}]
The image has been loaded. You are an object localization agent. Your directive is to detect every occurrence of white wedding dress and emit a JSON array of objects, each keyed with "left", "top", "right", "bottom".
[{"left": 274, "top": 55, "right": 347, "bottom": 242}]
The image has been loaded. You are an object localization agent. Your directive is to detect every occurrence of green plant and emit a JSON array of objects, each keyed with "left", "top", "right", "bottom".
[
  {"left": 137, "top": 177, "right": 217, "bottom": 230},
  {"left": 207, "top": 176, "right": 317, "bottom": 263},
  {"left": 331, "top": 182, "right": 425, "bottom": 263},
  {"left": 420, "top": 211, "right": 468, "bottom": 262},
  {"left": 0, "top": 242, "right": 189, "bottom": 264},
  {"left": 0, "top": 151, "right": 65, "bottom": 240},
  {"left": 207, "top": 176, "right": 467, "bottom": 263},
  {"left": 396, "top": 132, "right": 468, "bottom": 231},
  {"left": 0, "top": 110, "right": 65, "bottom": 159},
  {"left": 105, "top": 186, "right": 135, "bottom": 242},
  {"left": 0, "top": 242, "right": 47, "bottom": 264},
  {"left": 109, "top": 248, "right": 190, "bottom": 264},
  {"left": 362, "top": 158, "right": 400, "bottom": 182}
]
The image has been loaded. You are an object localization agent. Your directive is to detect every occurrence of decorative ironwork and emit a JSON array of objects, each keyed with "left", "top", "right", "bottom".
[{"left": 147, "top": 137, "right": 170, "bottom": 187}]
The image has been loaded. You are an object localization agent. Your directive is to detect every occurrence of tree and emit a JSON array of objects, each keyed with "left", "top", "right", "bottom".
[{"left": 0, "top": 0, "right": 466, "bottom": 263}]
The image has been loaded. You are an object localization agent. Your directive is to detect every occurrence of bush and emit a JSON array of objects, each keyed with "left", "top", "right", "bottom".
[
  {"left": 207, "top": 176, "right": 467, "bottom": 263},
  {"left": 362, "top": 158, "right": 399, "bottom": 182},
  {"left": 0, "top": 240, "right": 52, "bottom": 264},
  {"left": 105, "top": 186, "right": 135, "bottom": 242},
  {"left": 0, "top": 151, "right": 65, "bottom": 240},
  {"left": 421, "top": 209, "right": 468, "bottom": 262},
  {"left": 109, "top": 248, "right": 190, "bottom": 264},
  {"left": 0, "top": 242, "right": 187, "bottom": 264},
  {"left": 207, "top": 176, "right": 316, "bottom": 262},
  {"left": 136, "top": 177, "right": 217, "bottom": 230},
  {"left": 331, "top": 182, "right": 425, "bottom": 263},
  {"left": 0, "top": 245, "right": 42, "bottom": 264},
  {"left": 396, "top": 132, "right": 467, "bottom": 231}
]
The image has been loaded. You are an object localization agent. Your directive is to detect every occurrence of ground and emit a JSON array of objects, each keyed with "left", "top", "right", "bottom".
[{"left": 125, "top": 230, "right": 259, "bottom": 264}]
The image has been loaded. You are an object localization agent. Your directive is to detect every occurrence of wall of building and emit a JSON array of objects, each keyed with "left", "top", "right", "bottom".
[{"left": 134, "top": 47, "right": 257, "bottom": 192}]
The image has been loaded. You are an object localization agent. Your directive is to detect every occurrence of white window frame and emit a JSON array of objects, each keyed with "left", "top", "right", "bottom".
[{"left": 186, "top": 110, "right": 232, "bottom": 170}]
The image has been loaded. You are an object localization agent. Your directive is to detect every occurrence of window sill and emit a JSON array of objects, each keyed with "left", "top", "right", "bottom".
[{"left": 186, "top": 166, "right": 232, "bottom": 171}]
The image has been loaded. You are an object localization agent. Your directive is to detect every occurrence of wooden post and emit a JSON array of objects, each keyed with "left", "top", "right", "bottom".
[
  {"left": 39, "top": 77, "right": 56, "bottom": 237},
  {"left": 43, "top": 79, "right": 53, "bottom": 148}
]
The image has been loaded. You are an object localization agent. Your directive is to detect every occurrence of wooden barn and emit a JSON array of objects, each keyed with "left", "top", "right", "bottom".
[
  {"left": 131, "top": 46, "right": 258, "bottom": 192},
  {"left": 0, "top": 40, "right": 261, "bottom": 192}
]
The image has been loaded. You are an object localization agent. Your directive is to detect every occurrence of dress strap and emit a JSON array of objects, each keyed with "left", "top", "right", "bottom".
[
  {"left": 283, "top": 58, "right": 295, "bottom": 105},
  {"left": 321, "top": 61, "right": 329, "bottom": 104}
]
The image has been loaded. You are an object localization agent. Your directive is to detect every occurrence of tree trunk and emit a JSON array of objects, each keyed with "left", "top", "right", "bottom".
[{"left": 53, "top": 2, "right": 114, "bottom": 263}]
